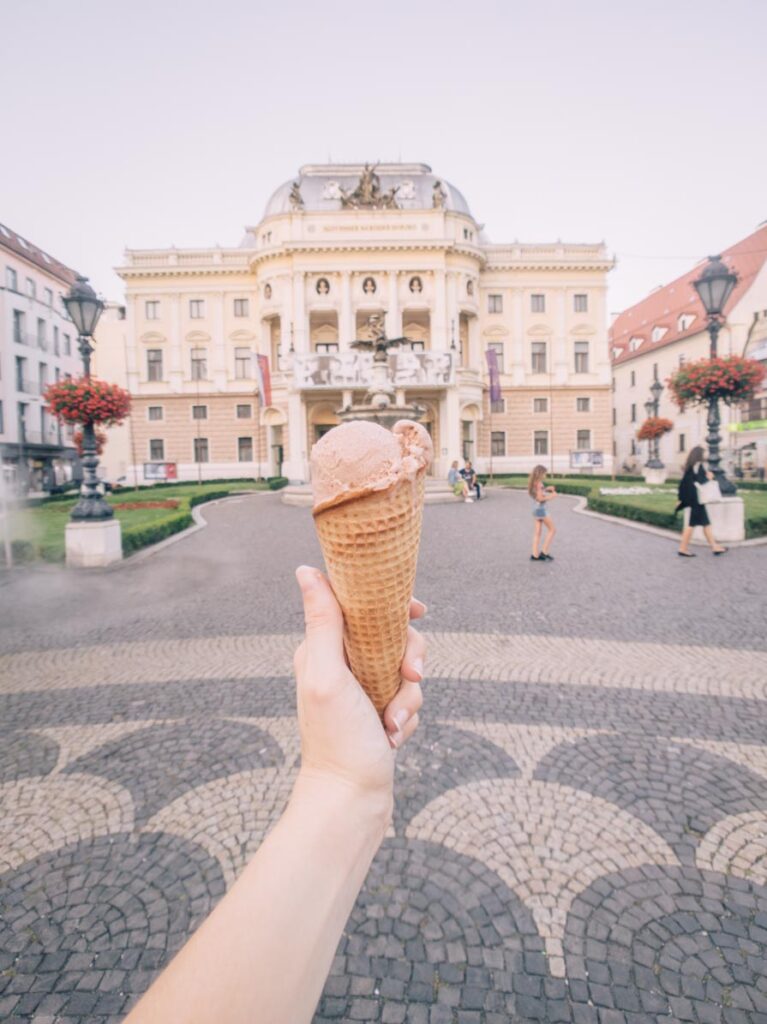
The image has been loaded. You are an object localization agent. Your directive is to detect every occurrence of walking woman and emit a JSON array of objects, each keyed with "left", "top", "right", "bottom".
[
  {"left": 528, "top": 464, "right": 556, "bottom": 561},
  {"left": 676, "top": 445, "right": 727, "bottom": 557}
]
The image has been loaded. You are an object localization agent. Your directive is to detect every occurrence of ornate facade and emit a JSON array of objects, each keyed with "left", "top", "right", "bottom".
[{"left": 115, "top": 163, "right": 614, "bottom": 482}]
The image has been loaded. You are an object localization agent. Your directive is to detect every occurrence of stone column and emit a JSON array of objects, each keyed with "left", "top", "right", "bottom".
[
  {"left": 285, "top": 389, "right": 307, "bottom": 482},
  {"left": 511, "top": 288, "right": 525, "bottom": 385},
  {"left": 213, "top": 292, "right": 227, "bottom": 388},
  {"left": 432, "top": 269, "right": 447, "bottom": 349},
  {"left": 340, "top": 272, "right": 354, "bottom": 347},
  {"left": 293, "top": 272, "right": 307, "bottom": 353},
  {"left": 386, "top": 271, "right": 400, "bottom": 339},
  {"left": 468, "top": 315, "right": 481, "bottom": 371},
  {"left": 169, "top": 293, "right": 183, "bottom": 389},
  {"left": 446, "top": 272, "right": 458, "bottom": 353},
  {"left": 554, "top": 289, "right": 568, "bottom": 385}
]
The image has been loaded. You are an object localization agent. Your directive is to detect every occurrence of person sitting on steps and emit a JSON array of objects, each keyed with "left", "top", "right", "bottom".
[
  {"left": 448, "top": 460, "right": 473, "bottom": 502},
  {"left": 460, "top": 460, "right": 482, "bottom": 501}
]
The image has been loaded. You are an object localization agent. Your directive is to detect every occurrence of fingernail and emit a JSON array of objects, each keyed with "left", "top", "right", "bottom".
[
  {"left": 413, "top": 599, "right": 428, "bottom": 615},
  {"left": 388, "top": 731, "right": 399, "bottom": 749},
  {"left": 296, "top": 565, "right": 321, "bottom": 590},
  {"left": 394, "top": 708, "right": 410, "bottom": 731},
  {"left": 411, "top": 657, "right": 424, "bottom": 682}
]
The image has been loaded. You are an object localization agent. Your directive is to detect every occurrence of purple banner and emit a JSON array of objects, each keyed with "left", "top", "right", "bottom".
[{"left": 485, "top": 348, "right": 502, "bottom": 403}]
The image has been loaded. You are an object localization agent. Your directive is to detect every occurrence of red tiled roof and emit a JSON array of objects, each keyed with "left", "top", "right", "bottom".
[
  {"left": 0, "top": 222, "right": 78, "bottom": 286},
  {"left": 610, "top": 223, "right": 767, "bottom": 365}
]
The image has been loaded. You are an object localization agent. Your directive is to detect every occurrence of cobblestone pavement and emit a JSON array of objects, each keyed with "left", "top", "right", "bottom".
[{"left": 1, "top": 489, "right": 766, "bottom": 1023}]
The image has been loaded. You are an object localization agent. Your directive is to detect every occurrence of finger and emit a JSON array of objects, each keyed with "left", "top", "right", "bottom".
[
  {"left": 409, "top": 598, "right": 427, "bottom": 621},
  {"left": 383, "top": 678, "right": 423, "bottom": 737},
  {"left": 295, "top": 566, "right": 344, "bottom": 667},
  {"left": 400, "top": 625, "right": 426, "bottom": 683},
  {"left": 388, "top": 712, "right": 420, "bottom": 750}
]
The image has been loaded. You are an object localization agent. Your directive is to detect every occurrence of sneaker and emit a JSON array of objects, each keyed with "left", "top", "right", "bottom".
[
  {"left": 464, "top": 497, "right": 474, "bottom": 503},
  {"left": 530, "top": 554, "right": 541, "bottom": 561},
  {"left": 540, "top": 553, "right": 554, "bottom": 561}
]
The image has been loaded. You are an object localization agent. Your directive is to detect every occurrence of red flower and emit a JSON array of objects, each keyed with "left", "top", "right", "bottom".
[
  {"left": 44, "top": 377, "right": 131, "bottom": 427},
  {"left": 668, "top": 356, "right": 765, "bottom": 409},
  {"left": 637, "top": 417, "right": 674, "bottom": 441}
]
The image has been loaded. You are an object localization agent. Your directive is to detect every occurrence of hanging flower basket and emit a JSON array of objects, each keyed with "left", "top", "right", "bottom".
[
  {"left": 667, "top": 356, "right": 765, "bottom": 410},
  {"left": 43, "top": 377, "right": 131, "bottom": 426},
  {"left": 637, "top": 416, "right": 674, "bottom": 442},
  {"left": 72, "top": 427, "right": 107, "bottom": 456}
]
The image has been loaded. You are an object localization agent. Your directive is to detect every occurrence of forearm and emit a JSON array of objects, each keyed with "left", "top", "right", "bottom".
[{"left": 125, "top": 775, "right": 388, "bottom": 1024}]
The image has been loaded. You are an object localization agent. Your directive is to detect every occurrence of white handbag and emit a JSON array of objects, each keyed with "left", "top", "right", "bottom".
[{"left": 695, "top": 479, "right": 722, "bottom": 504}]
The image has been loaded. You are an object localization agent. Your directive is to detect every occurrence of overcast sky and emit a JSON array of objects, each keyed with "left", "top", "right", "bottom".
[{"left": 2, "top": 0, "right": 765, "bottom": 316}]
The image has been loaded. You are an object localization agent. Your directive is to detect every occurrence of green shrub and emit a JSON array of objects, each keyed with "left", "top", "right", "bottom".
[
  {"left": 746, "top": 515, "right": 767, "bottom": 538},
  {"left": 267, "top": 476, "right": 289, "bottom": 490},
  {"left": 1, "top": 540, "right": 36, "bottom": 565},
  {"left": 121, "top": 512, "right": 193, "bottom": 555},
  {"left": 737, "top": 480, "right": 767, "bottom": 491},
  {"left": 586, "top": 494, "right": 681, "bottom": 531},
  {"left": 189, "top": 490, "right": 230, "bottom": 508}
]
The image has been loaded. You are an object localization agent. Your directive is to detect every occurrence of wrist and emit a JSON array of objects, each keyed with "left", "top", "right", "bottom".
[{"left": 289, "top": 769, "right": 392, "bottom": 842}]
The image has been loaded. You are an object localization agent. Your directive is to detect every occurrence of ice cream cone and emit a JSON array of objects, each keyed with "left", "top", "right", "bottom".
[{"left": 310, "top": 419, "right": 432, "bottom": 717}]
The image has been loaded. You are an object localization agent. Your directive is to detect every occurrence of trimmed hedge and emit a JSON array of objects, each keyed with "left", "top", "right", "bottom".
[
  {"left": 122, "top": 511, "right": 193, "bottom": 555},
  {"left": 267, "top": 476, "right": 289, "bottom": 490},
  {"left": 586, "top": 494, "right": 680, "bottom": 531}
]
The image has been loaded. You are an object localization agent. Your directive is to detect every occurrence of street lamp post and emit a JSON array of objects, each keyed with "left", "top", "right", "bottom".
[
  {"left": 63, "top": 276, "right": 112, "bottom": 520},
  {"left": 643, "top": 373, "right": 664, "bottom": 469},
  {"left": 692, "top": 255, "right": 738, "bottom": 496}
]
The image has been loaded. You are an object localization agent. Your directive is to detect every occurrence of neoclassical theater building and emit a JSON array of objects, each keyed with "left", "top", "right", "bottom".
[{"left": 116, "top": 163, "right": 614, "bottom": 482}]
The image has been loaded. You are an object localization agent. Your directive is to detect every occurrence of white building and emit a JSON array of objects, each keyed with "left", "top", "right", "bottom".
[
  {"left": 610, "top": 223, "right": 767, "bottom": 477},
  {"left": 114, "top": 163, "right": 615, "bottom": 483},
  {"left": 0, "top": 223, "right": 81, "bottom": 492}
]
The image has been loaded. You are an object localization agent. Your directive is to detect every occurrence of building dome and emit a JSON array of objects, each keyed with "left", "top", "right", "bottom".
[{"left": 262, "top": 163, "right": 474, "bottom": 220}]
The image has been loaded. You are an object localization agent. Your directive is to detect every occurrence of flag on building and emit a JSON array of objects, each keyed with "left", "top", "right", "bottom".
[
  {"left": 486, "top": 348, "right": 501, "bottom": 404},
  {"left": 256, "top": 354, "right": 272, "bottom": 407}
]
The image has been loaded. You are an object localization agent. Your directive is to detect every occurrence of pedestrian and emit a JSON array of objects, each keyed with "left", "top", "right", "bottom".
[
  {"left": 528, "top": 464, "right": 556, "bottom": 561},
  {"left": 676, "top": 445, "right": 727, "bottom": 557},
  {"left": 460, "top": 459, "right": 482, "bottom": 500},
  {"left": 448, "top": 460, "right": 473, "bottom": 502}
]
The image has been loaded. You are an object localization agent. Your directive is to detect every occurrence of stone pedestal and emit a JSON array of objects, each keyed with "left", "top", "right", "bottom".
[
  {"left": 643, "top": 466, "right": 667, "bottom": 485},
  {"left": 684, "top": 497, "right": 745, "bottom": 543},
  {"left": 66, "top": 519, "right": 123, "bottom": 568}
]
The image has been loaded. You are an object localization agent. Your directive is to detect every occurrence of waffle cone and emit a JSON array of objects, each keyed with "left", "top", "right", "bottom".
[{"left": 313, "top": 474, "right": 426, "bottom": 716}]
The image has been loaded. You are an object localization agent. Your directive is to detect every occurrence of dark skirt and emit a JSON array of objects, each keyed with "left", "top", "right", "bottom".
[{"left": 689, "top": 503, "right": 710, "bottom": 528}]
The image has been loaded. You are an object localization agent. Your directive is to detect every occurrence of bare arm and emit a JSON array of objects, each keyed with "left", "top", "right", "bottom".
[{"left": 124, "top": 566, "right": 425, "bottom": 1024}]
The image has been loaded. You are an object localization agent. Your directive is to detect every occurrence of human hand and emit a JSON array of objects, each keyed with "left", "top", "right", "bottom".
[{"left": 291, "top": 566, "right": 425, "bottom": 823}]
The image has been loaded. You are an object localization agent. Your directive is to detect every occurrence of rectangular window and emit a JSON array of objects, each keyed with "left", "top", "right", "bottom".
[
  {"left": 236, "top": 403, "right": 253, "bottom": 419},
  {"left": 490, "top": 398, "right": 505, "bottom": 414},
  {"left": 531, "top": 294, "right": 545, "bottom": 313},
  {"left": 631, "top": 439, "right": 637, "bottom": 456},
  {"left": 147, "top": 349, "right": 163, "bottom": 381},
  {"left": 189, "top": 299, "right": 204, "bottom": 319},
  {"left": 531, "top": 341, "right": 547, "bottom": 374},
  {"left": 13, "top": 310, "right": 25, "bottom": 343},
  {"left": 0, "top": 401, "right": 3, "bottom": 434},
  {"left": 37, "top": 318, "right": 46, "bottom": 349},
  {"left": 6, "top": 267, "right": 18, "bottom": 291},
  {"left": 679, "top": 433, "right": 686, "bottom": 452},
  {"left": 39, "top": 362, "right": 48, "bottom": 390},
  {"left": 234, "top": 347, "right": 252, "bottom": 379},
  {"left": 491, "top": 431, "right": 506, "bottom": 456},
  {"left": 63, "top": 333, "right": 71, "bottom": 356},
  {"left": 149, "top": 438, "right": 165, "bottom": 460},
  {"left": 44, "top": 287, "right": 53, "bottom": 307},
  {"left": 238, "top": 436, "right": 253, "bottom": 462},
  {"left": 194, "top": 437, "right": 209, "bottom": 462},
  {"left": 191, "top": 348, "right": 207, "bottom": 380},
  {"left": 612, "top": 407, "right": 616, "bottom": 426},
  {"left": 574, "top": 294, "right": 588, "bottom": 313},
  {"left": 574, "top": 341, "right": 590, "bottom": 373},
  {"left": 577, "top": 397, "right": 591, "bottom": 412},
  {"left": 315, "top": 342, "right": 339, "bottom": 355},
  {"left": 26, "top": 278, "right": 36, "bottom": 299},
  {"left": 630, "top": 370, "right": 635, "bottom": 387},
  {"left": 534, "top": 430, "right": 549, "bottom": 455},
  {"left": 577, "top": 429, "right": 591, "bottom": 450},
  {"left": 533, "top": 397, "right": 548, "bottom": 413},
  {"left": 192, "top": 405, "right": 207, "bottom": 420},
  {"left": 15, "top": 356, "right": 26, "bottom": 391},
  {"left": 148, "top": 406, "right": 163, "bottom": 421},
  {"left": 145, "top": 300, "right": 160, "bottom": 320},
  {"left": 488, "top": 294, "right": 502, "bottom": 314},
  {"left": 679, "top": 354, "right": 686, "bottom": 367},
  {"left": 234, "top": 298, "right": 249, "bottom": 317},
  {"left": 630, "top": 403, "right": 637, "bottom": 423},
  {"left": 53, "top": 326, "right": 59, "bottom": 356},
  {"left": 487, "top": 341, "right": 504, "bottom": 372}
]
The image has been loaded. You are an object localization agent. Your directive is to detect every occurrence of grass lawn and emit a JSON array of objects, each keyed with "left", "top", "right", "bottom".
[{"left": 9, "top": 481, "right": 265, "bottom": 563}]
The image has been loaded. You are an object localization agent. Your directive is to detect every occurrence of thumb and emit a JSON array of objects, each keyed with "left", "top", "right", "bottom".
[{"left": 295, "top": 566, "right": 345, "bottom": 667}]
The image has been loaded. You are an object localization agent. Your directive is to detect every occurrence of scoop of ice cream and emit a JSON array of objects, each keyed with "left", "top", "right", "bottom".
[{"left": 311, "top": 419, "right": 433, "bottom": 513}]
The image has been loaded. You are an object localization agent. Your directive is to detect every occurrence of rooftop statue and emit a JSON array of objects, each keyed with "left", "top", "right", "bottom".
[
  {"left": 289, "top": 181, "right": 304, "bottom": 210},
  {"left": 432, "top": 180, "right": 447, "bottom": 209},
  {"left": 339, "top": 164, "right": 400, "bottom": 210}
]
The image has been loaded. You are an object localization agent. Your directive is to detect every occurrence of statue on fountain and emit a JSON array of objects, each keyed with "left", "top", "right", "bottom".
[
  {"left": 350, "top": 314, "right": 407, "bottom": 362},
  {"left": 340, "top": 314, "right": 424, "bottom": 427}
]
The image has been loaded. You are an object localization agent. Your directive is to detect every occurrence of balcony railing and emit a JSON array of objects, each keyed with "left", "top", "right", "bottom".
[
  {"left": 293, "top": 349, "right": 455, "bottom": 389},
  {"left": 16, "top": 378, "right": 39, "bottom": 395}
]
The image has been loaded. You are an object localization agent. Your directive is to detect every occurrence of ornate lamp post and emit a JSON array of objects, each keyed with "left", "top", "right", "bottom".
[
  {"left": 644, "top": 376, "right": 664, "bottom": 468},
  {"left": 692, "top": 255, "right": 738, "bottom": 495},
  {"left": 63, "top": 276, "right": 112, "bottom": 520}
]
